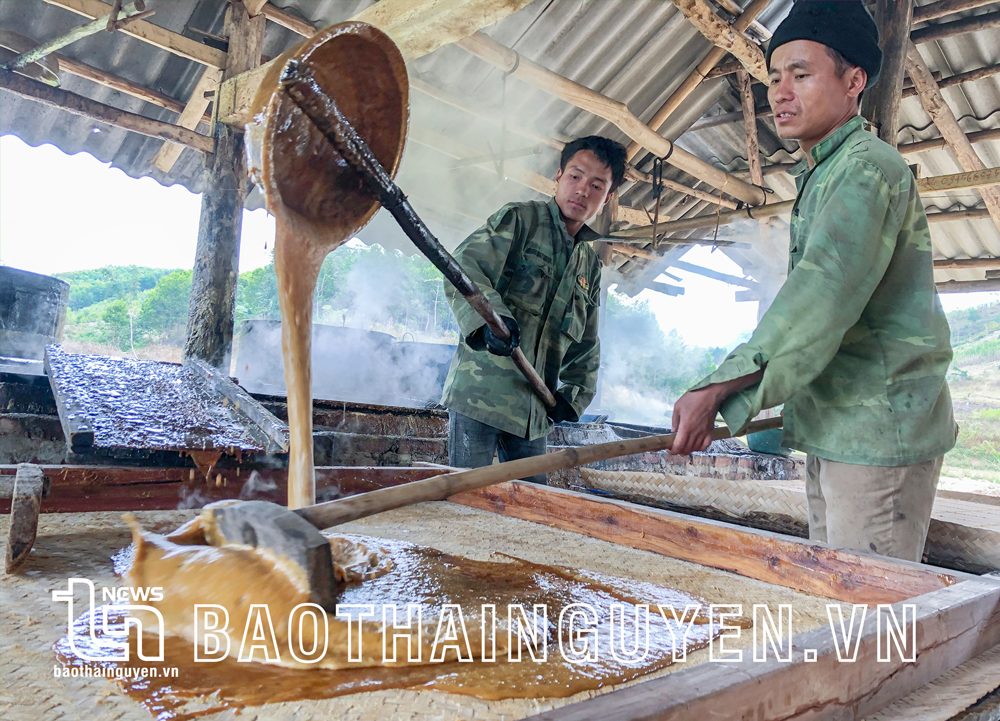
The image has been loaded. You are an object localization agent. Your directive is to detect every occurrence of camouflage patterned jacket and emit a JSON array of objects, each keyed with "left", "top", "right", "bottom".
[
  {"left": 692, "top": 115, "right": 956, "bottom": 466},
  {"left": 441, "top": 198, "right": 602, "bottom": 440}
]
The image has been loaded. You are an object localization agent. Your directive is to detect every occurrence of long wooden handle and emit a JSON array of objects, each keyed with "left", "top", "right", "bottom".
[
  {"left": 296, "top": 417, "right": 784, "bottom": 529},
  {"left": 281, "top": 62, "right": 557, "bottom": 409}
]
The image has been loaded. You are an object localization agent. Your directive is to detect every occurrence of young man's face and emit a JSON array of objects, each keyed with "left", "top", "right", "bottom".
[
  {"left": 767, "top": 40, "right": 866, "bottom": 148},
  {"left": 554, "top": 150, "right": 614, "bottom": 224}
]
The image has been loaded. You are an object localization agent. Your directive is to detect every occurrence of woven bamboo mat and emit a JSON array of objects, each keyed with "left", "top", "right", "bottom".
[
  {"left": 1, "top": 503, "right": 842, "bottom": 721},
  {"left": 579, "top": 470, "right": 1000, "bottom": 573}
]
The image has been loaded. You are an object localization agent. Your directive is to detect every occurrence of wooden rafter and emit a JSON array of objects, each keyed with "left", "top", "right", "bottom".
[
  {"left": 150, "top": 66, "right": 222, "bottom": 174},
  {"left": 244, "top": 0, "right": 269, "bottom": 16},
  {"left": 623, "top": 0, "right": 769, "bottom": 161},
  {"left": 456, "top": 32, "right": 766, "bottom": 207},
  {"left": 903, "top": 62, "right": 1000, "bottom": 98},
  {"left": 0, "top": 69, "right": 212, "bottom": 152},
  {"left": 905, "top": 41, "right": 1000, "bottom": 235},
  {"left": 934, "top": 257, "right": 1000, "bottom": 269},
  {"left": 937, "top": 279, "right": 1000, "bottom": 292},
  {"left": 671, "top": 0, "right": 767, "bottom": 82},
  {"left": 44, "top": 0, "right": 227, "bottom": 68},
  {"left": 737, "top": 69, "right": 763, "bottom": 186},
  {"left": 258, "top": 2, "right": 316, "bottom": 36}
]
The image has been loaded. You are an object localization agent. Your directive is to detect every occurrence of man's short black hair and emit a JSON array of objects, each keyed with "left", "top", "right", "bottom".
[{"left": 559, "top": 136, "right": 627, "bottom": 192}]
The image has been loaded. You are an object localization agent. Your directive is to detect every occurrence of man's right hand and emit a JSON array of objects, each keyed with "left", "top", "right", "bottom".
[{"left": 466, "top": 316, "right": 521, "bottom": 357}]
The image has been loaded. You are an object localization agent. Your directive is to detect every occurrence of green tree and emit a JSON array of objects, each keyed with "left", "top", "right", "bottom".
[
  {"left": 101, "top": 298, "right": 132, "bottom": 350},
  {"left": 138, "top": 270, "right": 192, "bottom": 344}
]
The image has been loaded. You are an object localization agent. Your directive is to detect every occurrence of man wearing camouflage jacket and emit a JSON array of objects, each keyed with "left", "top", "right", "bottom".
[
  {"left": 670, "top": 1, "right": 956, "bottom": 562},
  {"left": 441, "top": 136, "right": 627, "bottom": 484}
]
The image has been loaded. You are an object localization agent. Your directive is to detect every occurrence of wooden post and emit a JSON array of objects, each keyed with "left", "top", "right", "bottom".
[
  {"left": 862, "top": 0, "right": 913, "bottom": 146},
  {"left": 905, "top": 41, "right": 1000, "bottom": 235},
  {"left": 183, "top": 2, "right": 264, "bottom": 369}
]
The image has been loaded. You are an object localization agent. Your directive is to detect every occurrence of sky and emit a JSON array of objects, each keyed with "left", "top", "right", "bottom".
[{"left": 1, "top": 135, "right": 997, "bottom": 349}]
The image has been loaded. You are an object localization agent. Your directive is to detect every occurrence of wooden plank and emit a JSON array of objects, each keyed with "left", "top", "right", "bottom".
[
  {"left": 906, "top": 42, "right": 1000, "bottom": 235},
  {"left": 456, "top": 32, "right": 767, "bottom": 207},
  {"left": 185, "top": 359, "right": 288, "bottom": 454},
  {"left": 218, "top": 0, "right": 531, "bottom": 126},
  {"left": 150, "top": 66, "right": 222, "bottom": 174},
  {"left": 450, "top": 482, "right": 962, "bottom": 604},
  {"left": 244, "top": 0, "right": 269, "bottom": 16},
  {"left": 5, "top": 465, "right": 44, "bottom": 572},
  {"left": 0, "top": 70, "right": 214, "bottom": 153},
  {"left": 623, "top": 0, "right": 770, "bottom": 162},
  {"left": 918, "top": 166, "right": 1000, "bottom": 193},
  {"left": 671, "top": 0, "right": 767, "bottom": 82},
  {"left": 259, "top": 2, "right": 316, "bottom": 36},
  {"left": 183, "top": 5, "right": 264, "bottom": 369},
  {"left": 44, "top": 0, "right": 228, "bottom": 68},
  {"left": 928, "top": 209, "right": 992, "bottom": 222},
  {"left": 42, "top": 347, "right": 94, "bottom": 455},
  {"left": 522, "top": 574, "right": 1000, "bottom": 721},
  {"left": 901, "top": 126, "right": 1000, "bottom": 154},
  {"left": 52, "top": 53, "right": 195, "bottom": 117},
  {"left": 862, "top": 0, "right": 913, "bottom": 147}
]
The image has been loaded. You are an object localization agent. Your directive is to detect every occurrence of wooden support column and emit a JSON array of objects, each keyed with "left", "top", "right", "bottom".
[
  {"left": 183, "top": 3, "right": 264, "bottom": 369},
  {"left": 905, "top": 41, "right": 1000, "bottom": 236},
  {"left": 862, "top": 0, "right": 913, "bottom": 146}
]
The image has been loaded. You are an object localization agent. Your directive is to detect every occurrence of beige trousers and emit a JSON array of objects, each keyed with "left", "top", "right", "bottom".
[{"left": 805, "top": 455, "right": 943, "bottom": 562}]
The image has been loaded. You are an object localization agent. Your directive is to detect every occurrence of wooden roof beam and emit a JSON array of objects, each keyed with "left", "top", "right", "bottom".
[
  {"left": 934, "top": 256, "right": 1000, "bottom": 269},
  {"left": 217, "top": 0, "right": 532, "bottom": 127},
  {"left": 150, "top": 66, "right": 222, "bottom": 174},
  {"left": 905, "top": 41, "right": 1000, "bottom": 236},
  {"left": 0, "top": 69, "right": 213, "bottom": 153},
  {"left": 671, "top": 0, "right": 768, "bottom": 82},
  {"left": 623, "top": 0, "right": 769, "bottom": 161},
  {"left": 936, "top": 279, "right": 1000, "bottom": 292},
  {"left": 44, "top": 0, "right": 227, "bottom": 68},
  {"left": 456, "top": 32, "right": 766, "bottom": 206}
]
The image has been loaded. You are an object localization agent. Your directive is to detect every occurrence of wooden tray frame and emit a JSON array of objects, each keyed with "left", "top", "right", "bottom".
[
  {"left": 3, "top": 466, "right": 998, "bottom": 719},
  {"left": 448, "top": 482, "right": 1000, "bottom": 721}
]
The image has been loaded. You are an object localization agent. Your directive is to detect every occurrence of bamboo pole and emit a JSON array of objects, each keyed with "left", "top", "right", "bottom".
[
  {"left": 936, "top": 279, "right": 1000, "bottom": 292},
  {"left": 455, "top": 32, "right": 766, "bottom": 207},
  {"left": 905, "top": 42, "right": 1000, "bottom": 235},
  {"left": 913, "top": 0, "right": 998, "bottom": 22},
  {"left": 934, "top": 257, "right": 1000, "bottom": 269},
  {"left": 0, "top": 69, "right": 213, "bottom": 152},
  {"left": 903, "top": 63, "right": 1000, "bottom": 99},
  {"left": 927, "top": 208, "right": 991, "bottom": 223},
  {"left": 910, "top": 9, "right": 1000, "bottom": 43},
  {"left": 616, "top": 167, "right": 1000, "bottom": 238},
  {"left": 861, "top": 0, "right": 913, "bottom": 147},
  {"left": 671, "top": 0, "right": 767, "bottom": 82},
  {"left": 2, "top": 1, "right": 148, "bottom": 71},
  {"left": 623, "top": 0, "right": 769, "bottom": 161}
]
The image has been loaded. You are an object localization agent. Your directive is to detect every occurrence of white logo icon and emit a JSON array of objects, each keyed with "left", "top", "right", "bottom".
[{"left": 52, "top": 578, "right": 165, "bottom": 662}]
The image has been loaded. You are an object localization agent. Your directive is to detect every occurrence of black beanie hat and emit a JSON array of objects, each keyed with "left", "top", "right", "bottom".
[{"left": 766, "top": 0, "right": 882, "bottom": 88}]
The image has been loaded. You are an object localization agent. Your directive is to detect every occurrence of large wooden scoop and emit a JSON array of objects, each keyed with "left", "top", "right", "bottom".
[{"left": 207, "top": 417, "right": 783, "bottom": 610}]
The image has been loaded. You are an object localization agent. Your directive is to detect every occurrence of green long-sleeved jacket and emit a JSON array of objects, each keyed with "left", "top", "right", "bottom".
[
  {"left": 692, "top": 115, "right": 956, "bottom": 466},
  {"left": 441, "top": 198, "right": 602, "bottom": 440}
]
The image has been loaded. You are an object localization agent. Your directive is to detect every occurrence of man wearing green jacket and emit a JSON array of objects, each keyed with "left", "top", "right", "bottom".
[
  {"left": 441, "top": 136, "right": 627, "bottom": 483},
  {"left": 670, "top": 1, "right": 956, "bottom": 561}
]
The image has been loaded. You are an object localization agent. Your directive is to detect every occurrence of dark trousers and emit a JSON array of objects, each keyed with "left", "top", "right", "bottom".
[{"left": 448, "top": 411, "right": 548, "bottom": 485}]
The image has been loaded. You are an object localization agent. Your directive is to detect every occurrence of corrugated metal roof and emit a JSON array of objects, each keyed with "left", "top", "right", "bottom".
[{"left": 1, "top": 0, "right": 998, "bottom": 289}]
